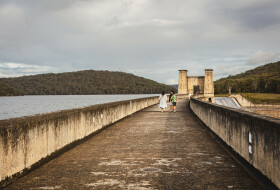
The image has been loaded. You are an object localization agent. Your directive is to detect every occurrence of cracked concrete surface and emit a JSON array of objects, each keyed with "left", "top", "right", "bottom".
[{"left": 3, "top": 99, "right": 262, "bottom": 189}]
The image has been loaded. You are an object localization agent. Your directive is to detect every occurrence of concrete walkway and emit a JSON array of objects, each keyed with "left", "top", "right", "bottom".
[{"left": 4, "top": 99, "right": 262, "bottom": 190}]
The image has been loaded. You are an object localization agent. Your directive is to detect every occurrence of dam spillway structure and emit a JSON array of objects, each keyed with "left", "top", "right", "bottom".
[
  {"left": 214, "top": 97, "right": 242, "bottom": 109},
  {"left": 178, "top": 69, "right": 214, "bottom": 102}
]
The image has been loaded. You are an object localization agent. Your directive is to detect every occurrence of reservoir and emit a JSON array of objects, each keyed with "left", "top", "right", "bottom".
[{"left": 0, "top": 94, "right": 157, "bottom": 120}]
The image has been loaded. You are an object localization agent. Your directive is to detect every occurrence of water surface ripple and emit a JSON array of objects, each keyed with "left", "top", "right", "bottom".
[{"left": 0, "top": 94, "right": 157, "bottom": 120}]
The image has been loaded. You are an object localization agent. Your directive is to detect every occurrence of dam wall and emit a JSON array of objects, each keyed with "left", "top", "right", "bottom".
[
  {"left": 230, "top": 94, "right": 280, "bottom": 108},
  {"left": 190, "top": 97, "right": 280, "bottom": 188},
  {"left": 0, "top": 96, "right": 161, "bottom": 186}
]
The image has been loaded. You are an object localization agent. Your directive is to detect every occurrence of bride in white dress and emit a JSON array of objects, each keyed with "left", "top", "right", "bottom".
[{"left": 158, "top": 91, "right": 167, "bottom": 112}]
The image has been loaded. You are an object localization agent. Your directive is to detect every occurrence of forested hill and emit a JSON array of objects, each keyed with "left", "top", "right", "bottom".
[
  {"left": 0, "top": 70, "right": 176, "bottom": 95},
  {"left": 215, "top": 61, "right": 280, "bottom": 94},
  {"left": 0, "top": 82, "right": 23, "bottom": 96}
]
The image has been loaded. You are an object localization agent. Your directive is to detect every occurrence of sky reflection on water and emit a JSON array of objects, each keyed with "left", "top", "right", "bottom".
[{"left": 0, "top": 94, "right": 157, "bottom": 120}]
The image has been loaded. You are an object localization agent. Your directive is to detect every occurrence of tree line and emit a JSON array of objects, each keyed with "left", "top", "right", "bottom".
[
  {"left": 0, "top": 82, "right": 23, "bottom": 96},
  {"left": 214, "top": 61, "right": 280, "bottom": 94},
  {"left": 0, "top": 70, "right": 176, "bottom": 96}
]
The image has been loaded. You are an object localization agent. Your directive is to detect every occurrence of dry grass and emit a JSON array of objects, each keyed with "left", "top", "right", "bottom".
[
  {"left": 214, "top": 94, "right": 230, "bottom": 97},
  {"left": 253, "top": 109, "right": 280, "bottom": 119},
  {"left": 241, "top": 93, "right": 280, "bottom": 104}
]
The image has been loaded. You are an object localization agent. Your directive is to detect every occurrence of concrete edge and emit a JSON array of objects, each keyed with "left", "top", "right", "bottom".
[
  {"left": 0, "top": 104, "right": 152, "bottom": 189},
  {"left": 191, "top": 97, "right": 280, "bottom": 124},
  {"left": 229, "top": 94, "right": 280, "bottom": 108},
  {"left": 0, "top": 96, "right": 158, "bottom": 126},
  {"left": 188, "top": 101, "right": 279, "bottom": 190}
]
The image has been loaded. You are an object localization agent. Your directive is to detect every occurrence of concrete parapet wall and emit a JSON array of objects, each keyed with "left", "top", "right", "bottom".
[
  {"left": 230, "top": 94, "right": 280, "bottom": 108},
  {"left": 190, "top": 97, "right": 280, "bottom": 188},
  {"left": 0, "top": 96, "right": 159, "bottom": 186}
]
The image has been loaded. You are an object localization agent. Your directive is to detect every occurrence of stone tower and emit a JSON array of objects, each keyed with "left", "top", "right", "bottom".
[
  {"left": 178, "top": 70, "right": 188, "bottom": 94},
  {"left": 178, "top": 69, "right": 214, "bottom": 102},
  {"left": 203, "top": 69, "right": 214, "bottom": 101}
]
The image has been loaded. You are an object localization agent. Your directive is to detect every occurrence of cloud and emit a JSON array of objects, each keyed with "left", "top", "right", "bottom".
[
  {"left": 0, "top": 62, "right": 53, "bottom": 77},
  {"left": 0, "top": 0, "right": 279, "bottom": 84},
  {"left": 166, "top": 79, "right": 177, "bottom": 85},
  {"left": 206, "top": 0, "right": 280, "bottom": 31},
  {"left": 246, "top": 50, "right": 280, "bottom": 65}
]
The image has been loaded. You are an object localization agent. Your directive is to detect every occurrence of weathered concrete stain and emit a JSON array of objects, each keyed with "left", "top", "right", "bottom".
[
  {"left": 3, "top": 99, "right": 262, "bottom": 189},
  {"left": 0, "top": 97, "right": 160, "bottom": 187},
  {"left": 190, "top": 97, "right": 280, "bottom": 189}
]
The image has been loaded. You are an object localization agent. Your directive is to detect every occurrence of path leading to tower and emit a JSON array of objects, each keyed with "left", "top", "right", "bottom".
[{"left": 4, "top": 99, "right": 262, "bottom": 189}]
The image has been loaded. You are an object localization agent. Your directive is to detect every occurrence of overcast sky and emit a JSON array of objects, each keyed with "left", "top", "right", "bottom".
[{"left": 0, "top": 0, "right": 280, "bottom": 84}]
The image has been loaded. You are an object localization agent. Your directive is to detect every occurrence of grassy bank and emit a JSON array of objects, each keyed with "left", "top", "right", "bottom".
[
  {"left": 215, "top": 93, "right": 280, "bottom": 104},
  {"left": 214, "top": 94, "right": 230, "bottom": 97},
  {"left": 240, "top": 93, "right": 280, "bottom": 104}
]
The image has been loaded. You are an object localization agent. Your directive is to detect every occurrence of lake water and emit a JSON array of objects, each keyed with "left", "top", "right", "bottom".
[{"left": 0, "top": 94, "right": 158, "bottom": 120}]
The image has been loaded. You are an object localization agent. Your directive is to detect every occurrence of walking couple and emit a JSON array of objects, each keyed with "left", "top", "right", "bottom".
[{"left": 158, "top": 91, "right": 177, "bottom": 112}]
